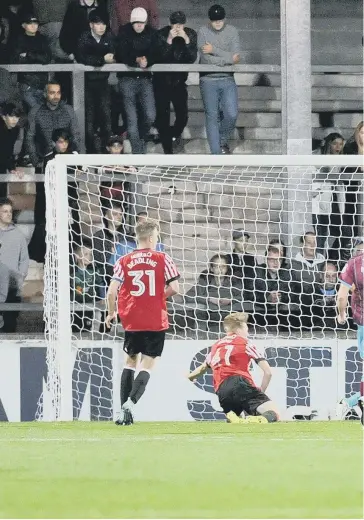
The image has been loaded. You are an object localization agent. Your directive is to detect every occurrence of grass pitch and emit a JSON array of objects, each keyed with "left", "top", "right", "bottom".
[{"left": 0, "top": 421, "right": 362, "bottom": 519}]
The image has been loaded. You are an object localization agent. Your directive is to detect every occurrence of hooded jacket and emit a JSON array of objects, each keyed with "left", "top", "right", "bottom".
[{"left": 0, "top": 224, "right": 29, "bottom": 289}]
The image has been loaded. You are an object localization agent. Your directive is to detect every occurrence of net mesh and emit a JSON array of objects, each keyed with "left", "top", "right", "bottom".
[{"left": 40, "top": 158, "right": 363, "bottom": 421}]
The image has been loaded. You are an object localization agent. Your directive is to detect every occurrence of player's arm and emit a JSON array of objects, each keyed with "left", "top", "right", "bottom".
[
  {"left": 188, "top": 361, "right": 209, "bottom": 381},
  {"left": 106, "top": 279, "right": 121, "bottom": 327},
  {"left": 257, "top": 359, "right": 272, "bottom": 393},
  {"left": 164, "top": 254, "right": 180, "bottom": 298},
  {"left": 165, "top": 279, "right": 179, "bottom": 298},
  {"left": 336, "top": 283, "right": 351, "bottom": 324}
]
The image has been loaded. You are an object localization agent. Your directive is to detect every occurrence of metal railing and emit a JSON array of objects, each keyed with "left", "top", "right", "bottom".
[
  {"left": 2, "top": 63, "right": 363, "bottom": 151},
  {"left": 1, "top": 62, "right": 363, "bottom": 314}
]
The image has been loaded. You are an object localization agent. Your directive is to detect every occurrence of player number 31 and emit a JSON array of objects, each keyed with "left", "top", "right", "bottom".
[{"left": 128, "top": 270, "right": 156, "bottom": 296}]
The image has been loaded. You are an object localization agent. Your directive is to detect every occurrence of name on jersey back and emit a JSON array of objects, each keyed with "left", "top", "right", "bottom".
[{"left": 127, "top": 251, "right": 158, "bottom": 269}]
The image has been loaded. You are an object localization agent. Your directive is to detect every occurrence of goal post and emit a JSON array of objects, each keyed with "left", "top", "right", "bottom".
[{"left": 40, "top": 154, "right": 363, "bottom": 422}]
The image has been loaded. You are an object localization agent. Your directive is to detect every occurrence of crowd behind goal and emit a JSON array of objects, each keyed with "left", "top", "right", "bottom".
[{"left": 0, "top": 0, "right": 362, "bottom": 338}]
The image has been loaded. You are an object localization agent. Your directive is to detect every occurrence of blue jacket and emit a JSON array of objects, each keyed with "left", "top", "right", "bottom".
[{"left": 108, "top": 237, "right": 165, "bottom": 266}]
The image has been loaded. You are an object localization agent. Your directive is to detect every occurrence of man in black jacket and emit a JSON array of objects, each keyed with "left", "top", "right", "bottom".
[
  {"left": 76, "top": 8, "right": 115, "bottom": 152},
  {"left": 0, "top": 103, "right": 22, "bottom": 198},
  {"left": 10, "top": 13, "right": 51, "bottom": 109},
  {"left": 253, "top": 245, "right": 291, "bottom": 331},
  {"left": 154, "top": 11, "right": 197, "bottom": 154},
  {"left": 26, "top": 81, "right": 81, "bottom": 166},
  {"left": 116, "top": 7, "right": 160, "bottom": 154}
]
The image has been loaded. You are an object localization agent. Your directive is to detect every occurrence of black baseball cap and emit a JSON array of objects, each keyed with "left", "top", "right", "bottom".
[
  {"left": 22, "top": 14, "right": 39, "bottom": 24},
  {"left": 89, "top": 8, "right": 108, "bottom": 24},
  {"left": 106, "top": 135, "right": 124, "bottom": 147},
  {"left": 208, "top": 4, "right": 226, "bottom": 21},
  {"left": 232, "top": 229, "right": 250, "bottom": 241},
  {"left": 1, "top": 102, "right": 21, "bottom": 117},
  {"left": 170, "top": 11, "right": 186, "bottom": 24}
]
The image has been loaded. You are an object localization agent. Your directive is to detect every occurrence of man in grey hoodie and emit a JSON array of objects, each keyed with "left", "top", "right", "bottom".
[
  {"left": 0, "top": 198, "right": 29, "bottom": 332},
  {"left": 198, "top": 4, "right": 240, "bottom": 154}
]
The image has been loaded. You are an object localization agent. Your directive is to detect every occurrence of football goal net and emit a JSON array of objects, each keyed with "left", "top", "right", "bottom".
[{"left": 40, "top": 155, "right": 363, "bottom": 421}]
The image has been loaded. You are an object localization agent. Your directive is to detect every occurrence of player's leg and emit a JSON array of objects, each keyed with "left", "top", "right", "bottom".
[
  {"left": 115, "top": 353, "right": 138, "bottom": 425},
  {"left": 337, "top": 325, "right": 364, "bottom": 420},
  {"left": 255, "top": 401, "right": 280, "bottom": 423},
  {"left": 115, "top": 332, "right": 141, "bottom": 426},
  {"left": 239, "top": 378, "right": 280, "bottom": 423},
  {"left": 121, "top": 332, "right": 165, "bottom": 424}
]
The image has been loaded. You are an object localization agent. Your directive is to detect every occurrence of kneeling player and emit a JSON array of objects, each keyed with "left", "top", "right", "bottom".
[
  {"left": 188, "top": 312, "right": 279, "bottom": 423},
  {"left": 106, "top": 219, "right": 180, "bottom": 425}
]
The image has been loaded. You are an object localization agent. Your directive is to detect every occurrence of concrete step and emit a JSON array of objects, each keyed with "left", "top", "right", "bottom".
[
  {"left": 187, "top": 99, "right": 363, "bottom": 112},
  {"left": 25, "top": 260, "right": 44, "bottom": 282},
  {"left": 187, "top": 73, "right": 363, "bottom": 88},
  {"left": 334, "top": 113, "right": 364, "bottom": 128},
  {"left": 187, "top": 86, "right": 362, "bottom": 102}
]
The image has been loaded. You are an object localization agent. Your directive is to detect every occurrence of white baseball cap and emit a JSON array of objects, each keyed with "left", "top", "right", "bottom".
[{"left": 130, "top": 7, "right": 148, "bottom": 23}]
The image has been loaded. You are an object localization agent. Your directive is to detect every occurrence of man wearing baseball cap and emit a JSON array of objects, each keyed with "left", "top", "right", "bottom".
[
  {"left": 115, "top": 7, "right": 161, "bottom": 154},
  {"left": 75, "top": 8, "right": 115, "bottom": 152},
  {"left": 9, "top": 13, "right": 51, "bottom": 109},
  {"left": 197, "top": 4, "right": 240, "bottom": 154},
  {"left": 110, "top": 0, "right": 159, "bottom": 34},
  {"left": 154, "top": 11, "right": 197, "bottom": 154}
]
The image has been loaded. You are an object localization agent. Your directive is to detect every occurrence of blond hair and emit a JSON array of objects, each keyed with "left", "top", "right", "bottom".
[
  {"left": 135, "top": 218, "right": 160, "bottom": 241},
  {"left": 223, "top": 312, "right": 249, "bottom": 332}
]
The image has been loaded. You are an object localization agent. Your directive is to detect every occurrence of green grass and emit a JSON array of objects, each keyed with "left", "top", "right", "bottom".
[{"left": 0, "top": 421, "right": 362, "bottom": 518}]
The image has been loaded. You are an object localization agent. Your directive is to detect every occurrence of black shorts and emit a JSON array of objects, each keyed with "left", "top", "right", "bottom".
[
  {"left": 217, "top": 375, "right": 270, "bottom": 416},
  {"left": 123, "top": 331, "right": 166, "bottom": 358}
]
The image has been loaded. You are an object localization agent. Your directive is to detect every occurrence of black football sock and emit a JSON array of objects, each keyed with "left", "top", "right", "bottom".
[
  {"left": 129, "top": 370, "right": 151, "bottom": 405},
  {"left": 261, "top": 410, "right": 279, "bottom": 423},
  {"left": 120, "top": 368, "right": 135, "bottom": 407}
]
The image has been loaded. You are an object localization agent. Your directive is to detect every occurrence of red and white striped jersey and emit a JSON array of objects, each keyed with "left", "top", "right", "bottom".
[
  {"left": 206, "top": 334, "right": 265, "bottom": 391},
  {"left": 113, "top": 249, "right": 180, "bottom": 331}
]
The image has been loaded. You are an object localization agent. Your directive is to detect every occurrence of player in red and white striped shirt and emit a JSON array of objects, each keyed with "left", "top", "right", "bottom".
[
  {"left": 188, "top": 312, "right": 280, "bottom": 423},
  {"left": 106, "top": 219, "right": 180, "bottom": 425}
]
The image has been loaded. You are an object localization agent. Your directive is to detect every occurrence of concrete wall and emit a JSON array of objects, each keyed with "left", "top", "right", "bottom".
[{"left": 158, "top": 0, "right": 363, "bottom": 65}]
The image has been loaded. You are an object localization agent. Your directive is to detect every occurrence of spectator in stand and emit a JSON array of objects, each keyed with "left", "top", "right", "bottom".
[
  {"left": 184, "top": 253, "right": 243, "bottom": 332},
  {"left": 0, "top": 103, "right": 22, "bottom": 198},
  {"left": 311, "top": 133, "right": 346, "bottom": 259},
  {"left": 154, "top": 11, "right": 197, "bottom": 154},
  {"left": 28, "top": 128, "right": 81, "bottom": 264},
  {"left": 26, "top": 81, "right": 81, "bottom": 167},
  {"left": 110, "top": 0, "right": 158, "bottom": 34},
  {"left": 198, "top": 4, "right": 240, "bottom": 154},
  {"left": 226, "top": 229, "right": 256, "bottom": 286},
  {"left": 32, "top": 0, "right": 70, "bottom": 61},
  {"left": 2, "top": 0, "right": 29, "bottom": 51},
  {"left": 313, "top": 132, "right": 345, "bottom": 155},
  {"left": 0, "top": 197, "right": 29, "bottom": 332},
  {"left": 268, "top": 238, "right": 290, "bottom": 270},
  {"left": 91, "top": 203, "right": 126, "bottom": 333},
  {"left": 92, "top": 204, "right": 125, "bottom": 289},
  {"left": 290, "top": 231, "right": 325, "bottom": 329},
  {"left": 115, "top": 7, "right": 158, "bottom": 154},
  {"left": 76, "top": 8, "right": 114, "bottom": 153},
  {"left": 337, "top": 121, "right": 364, "bottom": 265},
  {"left": 294, "top": 231, "right": 325, "bottom": 270},
  {"left": 253, "top": 245, "right": 290, "bottom": 332},
  {"left": 108, "top": 210, "right": 164, "bottom": 267},
  {"left": 0, "top": 16, "right": 10, "bottom": 63},
  {"left": 70, "top": 240, "right": 103, "bottom": 333},
  {"left": 99, "top": 134, "right": 136, "bottom": 213},
  {"left": 312, "top": 261, "right": 346, "bottom": 330},
  {"left": 9, "top": 13, "right": 51, "bottom": 110},
  {"left": 60, "top": 0, "right": 108, "bottom": 60}
]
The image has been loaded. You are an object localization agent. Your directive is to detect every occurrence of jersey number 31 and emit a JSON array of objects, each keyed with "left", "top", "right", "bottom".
[{"left": 128, "top": 270, "right": 156, "bottom": 296}]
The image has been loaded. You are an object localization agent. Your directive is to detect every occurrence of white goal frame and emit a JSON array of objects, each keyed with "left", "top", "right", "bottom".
[{"left": 47, "top": 154, "right": 363, "bottom": 421}]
